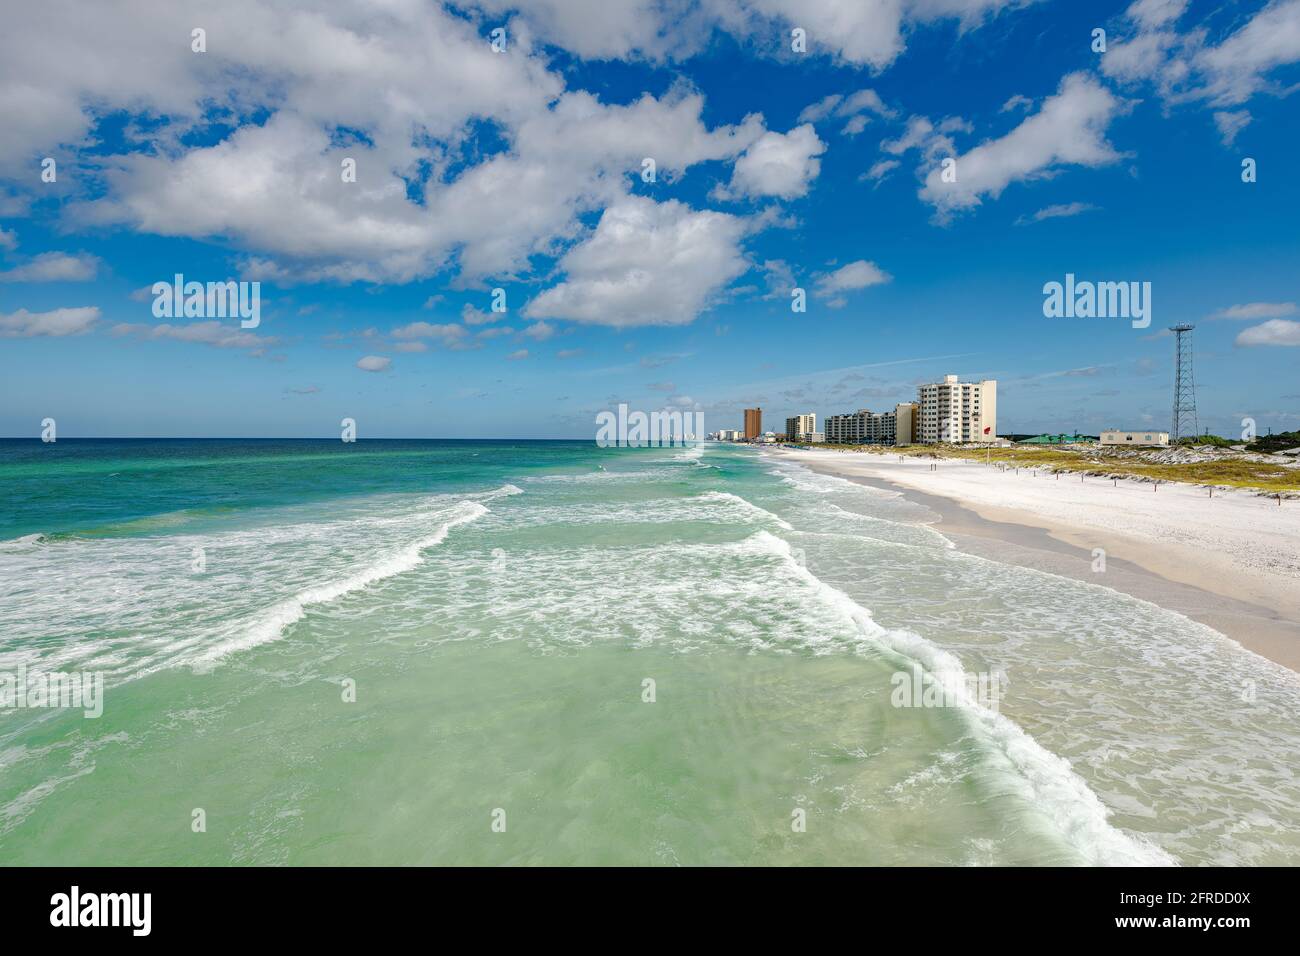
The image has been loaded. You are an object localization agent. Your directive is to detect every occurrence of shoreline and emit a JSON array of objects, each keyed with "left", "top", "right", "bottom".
[{"left": 769, "top": 447, "right": 1300, "bottom": 674}]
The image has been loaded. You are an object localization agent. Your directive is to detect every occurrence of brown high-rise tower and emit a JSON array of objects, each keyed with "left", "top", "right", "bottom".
[{"left": 743, "top": 407, "right": 762, "bottom": 440}]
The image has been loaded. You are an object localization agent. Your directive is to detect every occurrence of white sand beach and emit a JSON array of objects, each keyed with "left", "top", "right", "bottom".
[{"left": 770, "top": 446, "right": 1300, "bottom": 672}]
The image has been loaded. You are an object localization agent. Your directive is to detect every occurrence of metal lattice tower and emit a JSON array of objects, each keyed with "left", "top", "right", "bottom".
[{"left": 1170, "top": 324, "right": 1197, "bottom": 441}]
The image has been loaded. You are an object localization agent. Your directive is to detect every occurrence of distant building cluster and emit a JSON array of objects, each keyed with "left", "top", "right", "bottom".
[
  {"left": 706, "top": 376, "right": 1187, "bottom": 450},
  {"left": 709, "top": 375, "right": 1000, "bottom": 447},
  {"left": 708, "top": 408, "right": 780, "bottom": 443}
]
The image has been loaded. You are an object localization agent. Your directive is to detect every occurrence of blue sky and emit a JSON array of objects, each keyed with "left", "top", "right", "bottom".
[{"left": 1, "top": 0, "right": 1298, "bottom": 439}]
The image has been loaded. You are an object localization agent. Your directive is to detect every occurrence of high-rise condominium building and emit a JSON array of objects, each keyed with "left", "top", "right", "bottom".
[
  {"left": 917, "top": 375, "right": 997, "bottom": 444},
  {"left": 823, "top": 403, "right": 919, "bottom": 445},
  {"left": 785, "top": 413, "right": 817, "bottom": 442},
  {"left": 743, "top": 408, "right": 763, "bottom": 440}
]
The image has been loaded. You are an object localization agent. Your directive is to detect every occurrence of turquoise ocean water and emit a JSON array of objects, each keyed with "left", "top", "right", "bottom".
[{"left": 1, "top": 438, "right": 1297, "bottom": 865}]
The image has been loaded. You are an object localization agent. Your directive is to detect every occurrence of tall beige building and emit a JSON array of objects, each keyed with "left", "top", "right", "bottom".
[
  {"left": 743, "top": 408, "right": 763, "bottom": 440},
  {"left": 917, "top": 375, "right": 997, "bottom": 444},
  {"left": 785, "top": 413, "right": 816, "bottom": 442},
  {"left": 894, "top": 402, "right": 919, "bottom": 445}
]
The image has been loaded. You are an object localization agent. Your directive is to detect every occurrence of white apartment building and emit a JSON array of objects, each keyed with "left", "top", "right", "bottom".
[
  {"left": 1100, "top": 429, "right": 1169, "bottom": 447},
  {"left": 823, "top": 403, "right": 918, "bottom": 445},
  {"left": 785, "top": 413, "right": 817, "bottom": 442},
  {"left": 917, "top": 375, "right": 997, "bottom": 444},
  {"left": 824, "top": 409, "right": 869, "bottom": 443}
]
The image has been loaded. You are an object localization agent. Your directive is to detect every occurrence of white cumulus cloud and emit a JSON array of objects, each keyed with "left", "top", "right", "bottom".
[
  {"left": 1015, "top": 201, "right": 1099, "bottom": 225},
  {"left": 390, "top": 321, "right": 479, "bottom": 350},
  {"left": 524, "top": 195, "right": 749, "bottom": 328},
  {"left": 1211, "top": 302, "right": 1297, "bottom": 320},
  {"left": 1236, "top": 319, "right": 1300, "bottom": 347},
  {"left": 715, "top": 125, "right": 826, "bottom": 200},
  {"left": 813, "top": 260, "right": 892, "bottom": 306},
  {"left": 0, "top": 251, "right": 99, "bottom": 282},
  {"left": 0, "top": 305, "right": 100, "bottom": 337},
  {"left": 111, "top": 321, "right": 275, "bottom": 350},
  {"left": 918, "top": 72, "right": 1127, "bottom": 220}
]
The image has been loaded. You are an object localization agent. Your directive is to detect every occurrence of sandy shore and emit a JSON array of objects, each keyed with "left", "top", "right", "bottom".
[{"left": 769, "top": 447, "right": 1300, "bottom": 673}]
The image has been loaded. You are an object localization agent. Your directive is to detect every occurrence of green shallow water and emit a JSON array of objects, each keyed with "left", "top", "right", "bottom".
[
  {"left": 6, "top": 641, "right": 1068, "bottom": 866},
  {"left": 1, "top": 439, "right": 1298, "bottom": 865}
]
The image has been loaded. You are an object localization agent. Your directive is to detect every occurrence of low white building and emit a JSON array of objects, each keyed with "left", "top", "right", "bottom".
[{"left": 1100, "top": 429, "right": 1170, "bottom": 447}]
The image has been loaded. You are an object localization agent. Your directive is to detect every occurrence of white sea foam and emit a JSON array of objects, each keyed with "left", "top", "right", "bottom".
[
  {"left": 186, "top": 499, "right": 489, "bottom": 669},
  {"left": 695, "top": 491, "right": 794, "bottom": 530},
  {"left": 766, "top": 462, "right": 884, "bottom": 495},
  {"left": 388, "top": 484, "right": 1162, "bottom": 863},
  {"left": 523, "top": 470, "right": 661, "bottom": 483},
  {"left": 765, "top": 457, "right": 920, "bottom": 500},
  {"left": 685, "top": 478, "right": 1174, "bottom": 865},
  {"left": 470, "top": 483, "right": 523, "bottom": 500},
  {"left": 413, "top": 470, "right": 1170, "bottom": 868},
  {"left": 0, "top": 494, "right": 493, "bottom": 683},
  {"left": 762, "top": 458, "right": 951, "bottom": 548},
  {"left": 496, "top": 493, "right": 791, "bottom": 531},
  {"left": 743, "top": 528, "right": 1174, "bottom": 866},
  {"left": 0, "top": 764, "right": 97, "bottom": 835}
]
